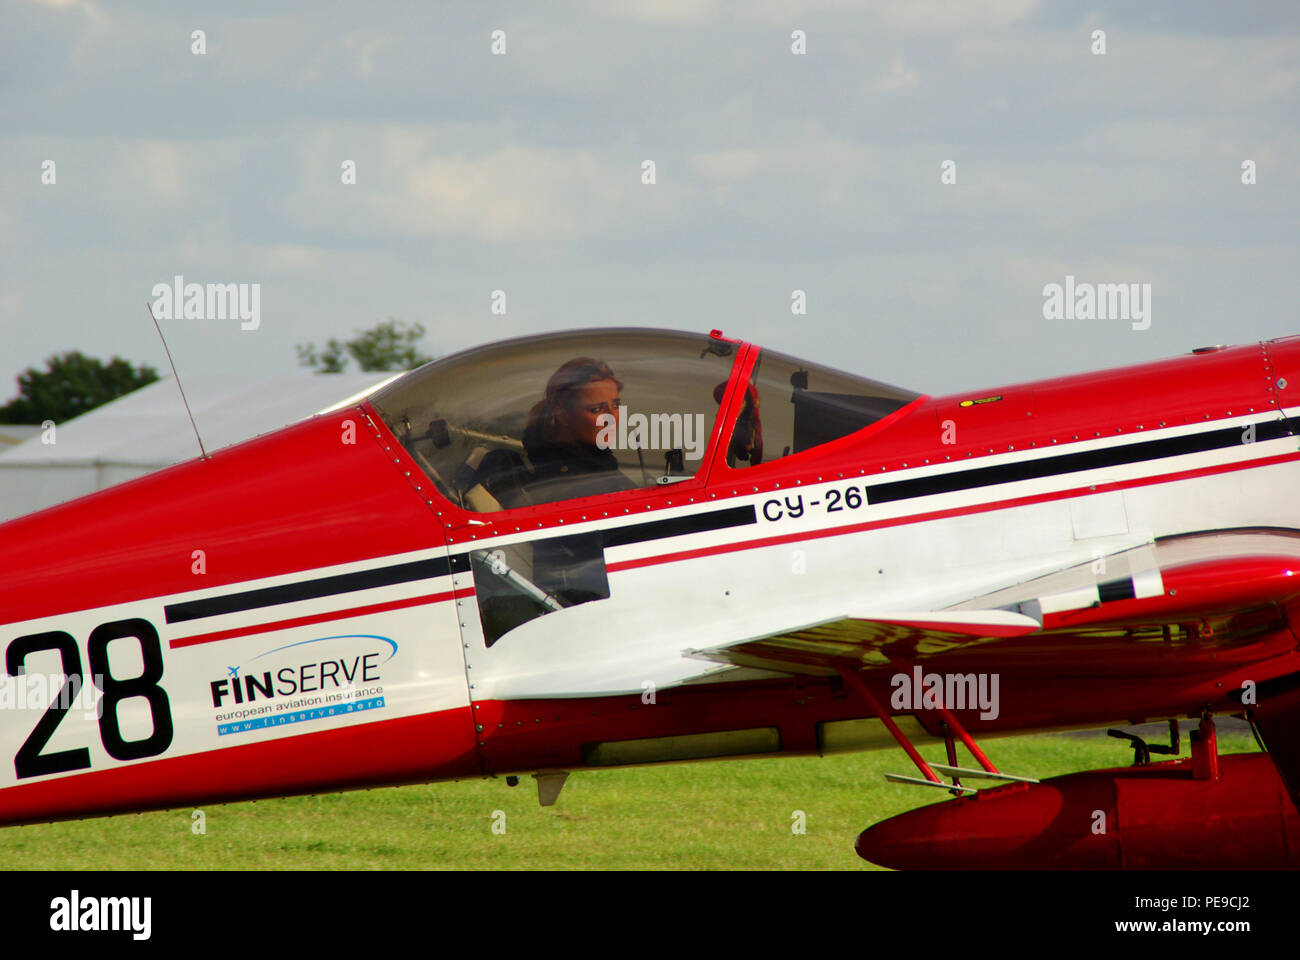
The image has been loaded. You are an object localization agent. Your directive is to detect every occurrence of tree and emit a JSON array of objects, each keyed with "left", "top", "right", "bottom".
[
  {"left": 297, "top": 318, "right": 433, "bottom": 373},
  {"left": 0, "top": 351, "right": 160, "bottom": 424}
]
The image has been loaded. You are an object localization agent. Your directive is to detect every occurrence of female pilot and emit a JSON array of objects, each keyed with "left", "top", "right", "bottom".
[
  {"left": 494, "top": 357, "right": 637, "bottom": 611},
  {"left": 521, "top": 356, "right": 636, "bottom": 501}
]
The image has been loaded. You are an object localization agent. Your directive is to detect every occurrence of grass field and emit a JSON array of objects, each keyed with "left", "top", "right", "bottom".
[{"left": 0, "top": 728, "right": 1262, "bottom": 870}]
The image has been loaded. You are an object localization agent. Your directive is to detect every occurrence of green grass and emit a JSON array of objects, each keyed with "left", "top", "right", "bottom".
[{"left": 0, "top": 730, "right": 1261, "bottom": 870}]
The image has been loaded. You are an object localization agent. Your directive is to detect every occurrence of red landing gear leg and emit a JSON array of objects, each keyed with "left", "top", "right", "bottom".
[
  {"left": 1191, "top": 714, "right": 1219, "bottom": 780},
  {"left": 835, "top": 666, "right": 945, "bottom": 786},
  {"left": 837, "top": 666, "right": 1038, "bottom": 796}
]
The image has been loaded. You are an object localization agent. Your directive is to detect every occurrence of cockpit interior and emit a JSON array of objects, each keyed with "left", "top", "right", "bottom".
[{"left": 369, "top": 328, "right": 918, "bottom": 515}]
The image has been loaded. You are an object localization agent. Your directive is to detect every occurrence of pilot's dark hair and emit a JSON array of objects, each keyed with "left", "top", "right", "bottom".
[{"left": 524, "top": 357, "right": 623, "bottom": 444}]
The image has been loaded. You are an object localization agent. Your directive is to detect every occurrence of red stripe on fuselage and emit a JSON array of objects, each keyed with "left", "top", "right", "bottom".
[{"left": 168, "top": 589, "right": 465, "bottom": 649}]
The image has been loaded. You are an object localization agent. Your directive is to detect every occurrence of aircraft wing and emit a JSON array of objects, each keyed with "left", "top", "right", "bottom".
[
  {"left": 686, "top": 609, "right": 1040, "bottom": 676},
  {"left": 687, "top": 529, "right": 1300, "bottom": 677}
]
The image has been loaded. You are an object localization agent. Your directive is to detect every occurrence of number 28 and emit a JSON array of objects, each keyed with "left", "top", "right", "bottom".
[{"left": 4, "top": 617, "right": 173, "bottom": 780}]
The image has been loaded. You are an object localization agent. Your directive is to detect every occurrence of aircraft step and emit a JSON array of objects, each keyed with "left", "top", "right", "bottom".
[
  {"left": 884, "top": 773, "right": 979, "bottom": 794},
  {"left": 927, "top": 763, "right": 1039, "bottom": 783}
]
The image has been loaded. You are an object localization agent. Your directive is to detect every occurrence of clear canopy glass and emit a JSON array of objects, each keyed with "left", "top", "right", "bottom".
[
  {"left": 369, "top": 328, "right": 739, "bottom": 511},
  {"left": 369, "top": 328, "right": 920, "bottom": 511},
  {"left": 722, "top": 347, "right": 919, "bottom": 470}
]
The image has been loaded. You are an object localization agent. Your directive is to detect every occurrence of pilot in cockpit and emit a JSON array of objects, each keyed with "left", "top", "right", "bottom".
[
  {"left": 520, "top": 357, "right": 637, "bottom": 501},
  {"left": 501, "top": 357, "right": 635, "bottom": 607}
]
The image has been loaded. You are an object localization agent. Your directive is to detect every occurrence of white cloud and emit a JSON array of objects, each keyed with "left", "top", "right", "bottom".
[
  {"left": 588, "top": 0, "right": 722, "bottom": 25},
  {"left": 689, "top": 143, "right": 871, "bottom": 181},
  {"left": 592, "top": 0, "right": 1037, "bottom": 28},
  {"left": 875, "top": 0, "right": 1039, "bottom": 31},
  {"left": 396, "top": 148, "right": 633, "bottom": 243},
  {"left": 287, "top": 131, "right": 679, "bottom": 245},
  {"left": 257, "top": 244, "right": 329, "bottom": 274},
  {"left": 688, "top": 149, "right": 765, "bottom": 180},
  {"left": 878, "top": 55, "right": 919, "bottom": 90},
  {"left": 345, "top": 34, "right": 388, "bottom": 76},
  {"left": 129, "top": 141, "right": 189, "bottom": 207},
  {"left": 25, "top": 0, "right": 104, "bottom": 20},
  {"left": 0, "top": 202, "right": 16, "bottom": 254}
]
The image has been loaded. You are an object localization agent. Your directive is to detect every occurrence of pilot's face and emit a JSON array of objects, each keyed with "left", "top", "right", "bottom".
[{"left": 558, "top": 378, "right": 621, "bottom": 447}]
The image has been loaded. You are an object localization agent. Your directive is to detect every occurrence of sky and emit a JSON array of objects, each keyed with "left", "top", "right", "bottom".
[{"left": 1, "top": 0, "right": 1298, "bottom": 401}]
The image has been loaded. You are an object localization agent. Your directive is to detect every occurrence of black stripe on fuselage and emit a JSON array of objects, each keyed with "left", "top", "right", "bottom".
[
  {"left": 163, "top": 503, "right": 758, "bottom": 624},
  {"left": 164, "top": 554, "right": 472, "bottom": 624},
  {"left": 601, "top": 504, "right": 757, "bottom": 548},
  {"left": 865, "top": 419, "right": 1294, "bottom": 506}
]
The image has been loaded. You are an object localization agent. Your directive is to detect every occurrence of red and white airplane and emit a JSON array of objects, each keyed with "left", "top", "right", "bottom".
[{"left": 3, "top": 327, "right": 1300, "bottom": 870}]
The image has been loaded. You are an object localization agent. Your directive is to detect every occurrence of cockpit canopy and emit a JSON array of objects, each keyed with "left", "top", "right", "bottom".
[{"left": 369, "top": 328, "right": 918, "bottom": 512}]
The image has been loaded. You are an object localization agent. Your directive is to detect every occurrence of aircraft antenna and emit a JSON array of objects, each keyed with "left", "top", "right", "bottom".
[{"left": 146, "top": 302, "right": 209, "bottom": 459}]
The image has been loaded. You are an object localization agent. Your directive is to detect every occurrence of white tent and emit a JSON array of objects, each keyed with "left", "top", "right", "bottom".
[
  {"left": 0, "top": 425, "right": 40, "bottom": 449},
  {"left": 0, "top": 373, "right": 399, "bottom": 523}
]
